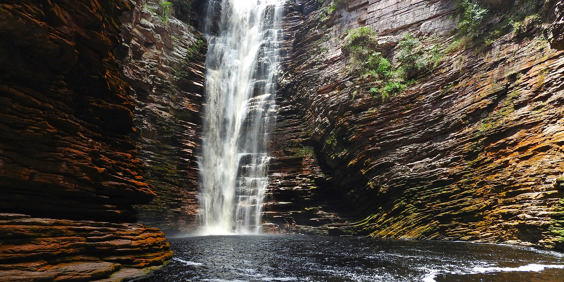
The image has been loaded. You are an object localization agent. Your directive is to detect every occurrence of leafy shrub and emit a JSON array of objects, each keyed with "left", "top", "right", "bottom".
[
  {"left": 383, "top": 81, "right": 406, "bottom": 96},
  {"left": 363, "top": 52, "right": 393, "bottom": 78},
  {"left": 372, "top": 54, "right": 393, "bottom": 79},
  {"left": 159, "top": 1, "right": 173, "bottom": 22},
  {"left": 344, "top": 28, "right": 440, "bottom": 101},
  {"left": 368, "top": 81, "right": 405, "bottom": 101},
  {"left": 343, "top": 27, "right": 380, "bottom": 76},
  {"left": 343, "top": 27, "right": 377, "bottom": 54},
  {"left": 396, "top": 32, "right": 442, "bottom": 80},
  {"left": 397, "top": 33, "right": 427, "bottom": 80},
  {"left": 457, "top": 0, "right": 488, "bottom": 34}
]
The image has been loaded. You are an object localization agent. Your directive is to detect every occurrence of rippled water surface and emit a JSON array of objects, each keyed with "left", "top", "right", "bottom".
[{"left": 139, "top": 235, "right": 564, "bottom": 281}]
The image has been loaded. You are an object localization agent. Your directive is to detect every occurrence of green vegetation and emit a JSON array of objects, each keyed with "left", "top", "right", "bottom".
[
  {"left": 158, "top": 1, "right": 173, "bottom": 22},
  {"left": 550, "top": 197, "right": 564, "bottom": 244},
  {"left": 343, "top": 26, "right": 376, "bottom": 52},
  {"left": 397, "top": 32, "right": 436, "bottom": 80},
  {"left": 449, "top": 0, "right": 547, "bottom": 54},
  {"left": 317, "top": 0, "right": 346, "bottom": 21},
  {"left": 344, "top": 28, "right": 440, "bottom": 101},
  {"left": 149, "top": 0, "right": 194, "bottom": 23},
  {"left": 510, "top": 14, "right": 542, "bottom": 35},
  {"left": 294, "top": 146, "right": 315, "bottom": 158},
  {"left": 457, "top": 0, "right": 488, "bottom": 35},
  {"left": 187, "top": 37, "right": 204, "bottom": 58},
  {"left": 177, "top": 35, "right": 205, "bottom": 78},
  {"left": 343, "top": 1, "right": 547, "bottom": 102}
]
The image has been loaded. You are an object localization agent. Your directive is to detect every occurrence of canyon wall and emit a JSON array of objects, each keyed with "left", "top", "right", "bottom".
[
  {"left": 268, "top": 0, "right": 564, "bottom": 250},
  {"left": 118, "top": 0, "right": 206, "bottom": 235},
  {"left": 2, "top": 1, "right": 564, "bottom": 280},
  {"left": 0, "top": 0, "right": 172, "bottom": 280}
]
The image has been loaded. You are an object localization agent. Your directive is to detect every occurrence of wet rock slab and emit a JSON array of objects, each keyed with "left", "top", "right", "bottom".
[{"left": 0, "top": 214, "right": 172, "bottom": 282}]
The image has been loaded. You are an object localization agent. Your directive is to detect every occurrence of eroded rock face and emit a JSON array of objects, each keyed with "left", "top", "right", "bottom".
[
  {"left": 0, "top": 0, "right": 172, "bottom": 279},
  {"left": 270, "top": 0, "right": 564, "bottom": 249},
  {"left": 0, "top": 0, "right": 153, "bottom": 223},
  {"left": 264, "top": 0, "right": 357, "bottom": 235},
  {"left": 550, "top": 0, "right": 564, "bottom": 49},
  {"left": 0, "top": 214, "right": 172, "bottom": 282},
  {"left": 118, "top": 0, "right": 206, "bottom": 234}
]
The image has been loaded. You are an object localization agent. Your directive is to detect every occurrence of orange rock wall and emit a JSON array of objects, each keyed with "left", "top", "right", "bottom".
[
  {"left": 0, "top": 0, "right": 173, "bottom": 280},
  {"left": 270, "top": 0, "right": 564, "bottom": 249},
  {"left": 0, "top": 0, "right": 153, "bottom": 222},
  {"left": 0, "top": 214, "right": 172, "bottom": 282}
]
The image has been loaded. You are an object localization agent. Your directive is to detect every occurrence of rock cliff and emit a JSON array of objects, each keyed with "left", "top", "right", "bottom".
[
  {"left": 3, "top": 1, "right": 564, "bottom": 279},
  {"left": 0, "top": 0, "right": 153, "bottom": 223},
  {"left": 0, "top": 214, "right": 172, "bottom": 282},
  {"left": 269, "top": 0, "right": 564, "bottom": 250},
  {"left": 0, "top": 0, "right": 172, "bottom": 280},
  {"left": 118, "top": 0, "right": 206, "bottom": 235}
]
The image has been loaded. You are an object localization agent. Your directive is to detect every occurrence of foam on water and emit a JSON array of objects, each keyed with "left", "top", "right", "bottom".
[
  {"left": 173, "top": 258, "right": 203, "bottom": 266},
  {"left": 422, "top": 263, "right": 564, "bottom": 281},
  {"left": 472, "top": 263, "right": 564, "bottom": 273},
  {"left": 139, "top": 236, "right": 564, "bottom": 282}
]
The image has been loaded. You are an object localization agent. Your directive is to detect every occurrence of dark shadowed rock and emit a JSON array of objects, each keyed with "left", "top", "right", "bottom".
[
  {"left": 0, "top": 0, "right": 153, "bottom": 223},
  {"left": 118, "top": 0, "right": 206, "bottom": 235},
  {"left": 0, "top": 0, "right": 174, "bottom": 279}
]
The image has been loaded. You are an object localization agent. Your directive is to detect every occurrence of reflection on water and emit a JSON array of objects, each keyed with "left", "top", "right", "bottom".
[{"left": 138, "top": 235, "right": 564, "bottom": 282}]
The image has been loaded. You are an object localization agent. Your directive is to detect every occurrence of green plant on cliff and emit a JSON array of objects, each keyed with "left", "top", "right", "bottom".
[
  {"left": 343, "top": 26, "right": 376, "bottom": 52},
  {"left": 344, "top": 28, "right": 444, "bottom": 101},
  {"left": 158, "top": 1, "right": 173, "bottom": 22},
  {"left": 363, "top": 52, "right": 392, "bottom": 78},
  {"left": 343, "top": 29, "right": 398, "bottom": 100},
  {"left": 397, "top": 33, "right": 430, "bottom": 80},
  {"left": 317, "top": 0, "right": 346, "bottom": 21},
  {"left": 294, "top": 146, "right": 315, "bottom": 158},
  {"left": 177, "top": 35, "right": 204, "bottom": 78},
  {"left": 344, "top": 29, "right": 388, "bottom": 82},
  {"left": 457, "top": 0, "right": 488, "bottom": 35},
  {"left": 450, "top": 0, "right": 546, "bottom": 55}
]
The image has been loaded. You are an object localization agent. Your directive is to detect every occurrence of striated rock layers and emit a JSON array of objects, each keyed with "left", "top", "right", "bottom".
[
  {"left": 0, "top": 0, "right": 171, "bottom": 280},
  {"left": 118, "top": 0, "right": 206, "bottom": 235},
  {"left": 0, "top": 214, "right": 172, "bottom": 282},
  {"left": 269, "top": 0, "right": 564, "bottom": 249},
  {"left": 551, "top": 0, "right": 564, "bottom": 49}
]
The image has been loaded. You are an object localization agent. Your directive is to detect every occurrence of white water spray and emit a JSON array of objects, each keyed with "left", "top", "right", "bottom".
[{"left": 198, "top": 0, "right": 282, "bottom": 234}]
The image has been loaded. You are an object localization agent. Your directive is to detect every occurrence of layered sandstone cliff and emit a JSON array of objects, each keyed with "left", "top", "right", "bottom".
[
  {"left": 118, "top": 0, "right": 206, "bottom": 235},
  {"left": 0, "top": 0, "right": 172, "bottom": 280},
  {"left": 2, "top": 2, "right": 564, "bottom": 279},
  {"left": 269, "top": 0, "right": 564, "bottom": 250}
]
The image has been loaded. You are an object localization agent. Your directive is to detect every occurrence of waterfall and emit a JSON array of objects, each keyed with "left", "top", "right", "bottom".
[{"left": 198, "top": 0, "right": 282, "bottom": 234}]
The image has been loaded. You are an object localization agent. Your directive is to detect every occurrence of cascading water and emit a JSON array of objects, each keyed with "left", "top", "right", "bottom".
[{"left": 198, "top": 0, "right": 282, "bottom": 234}]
